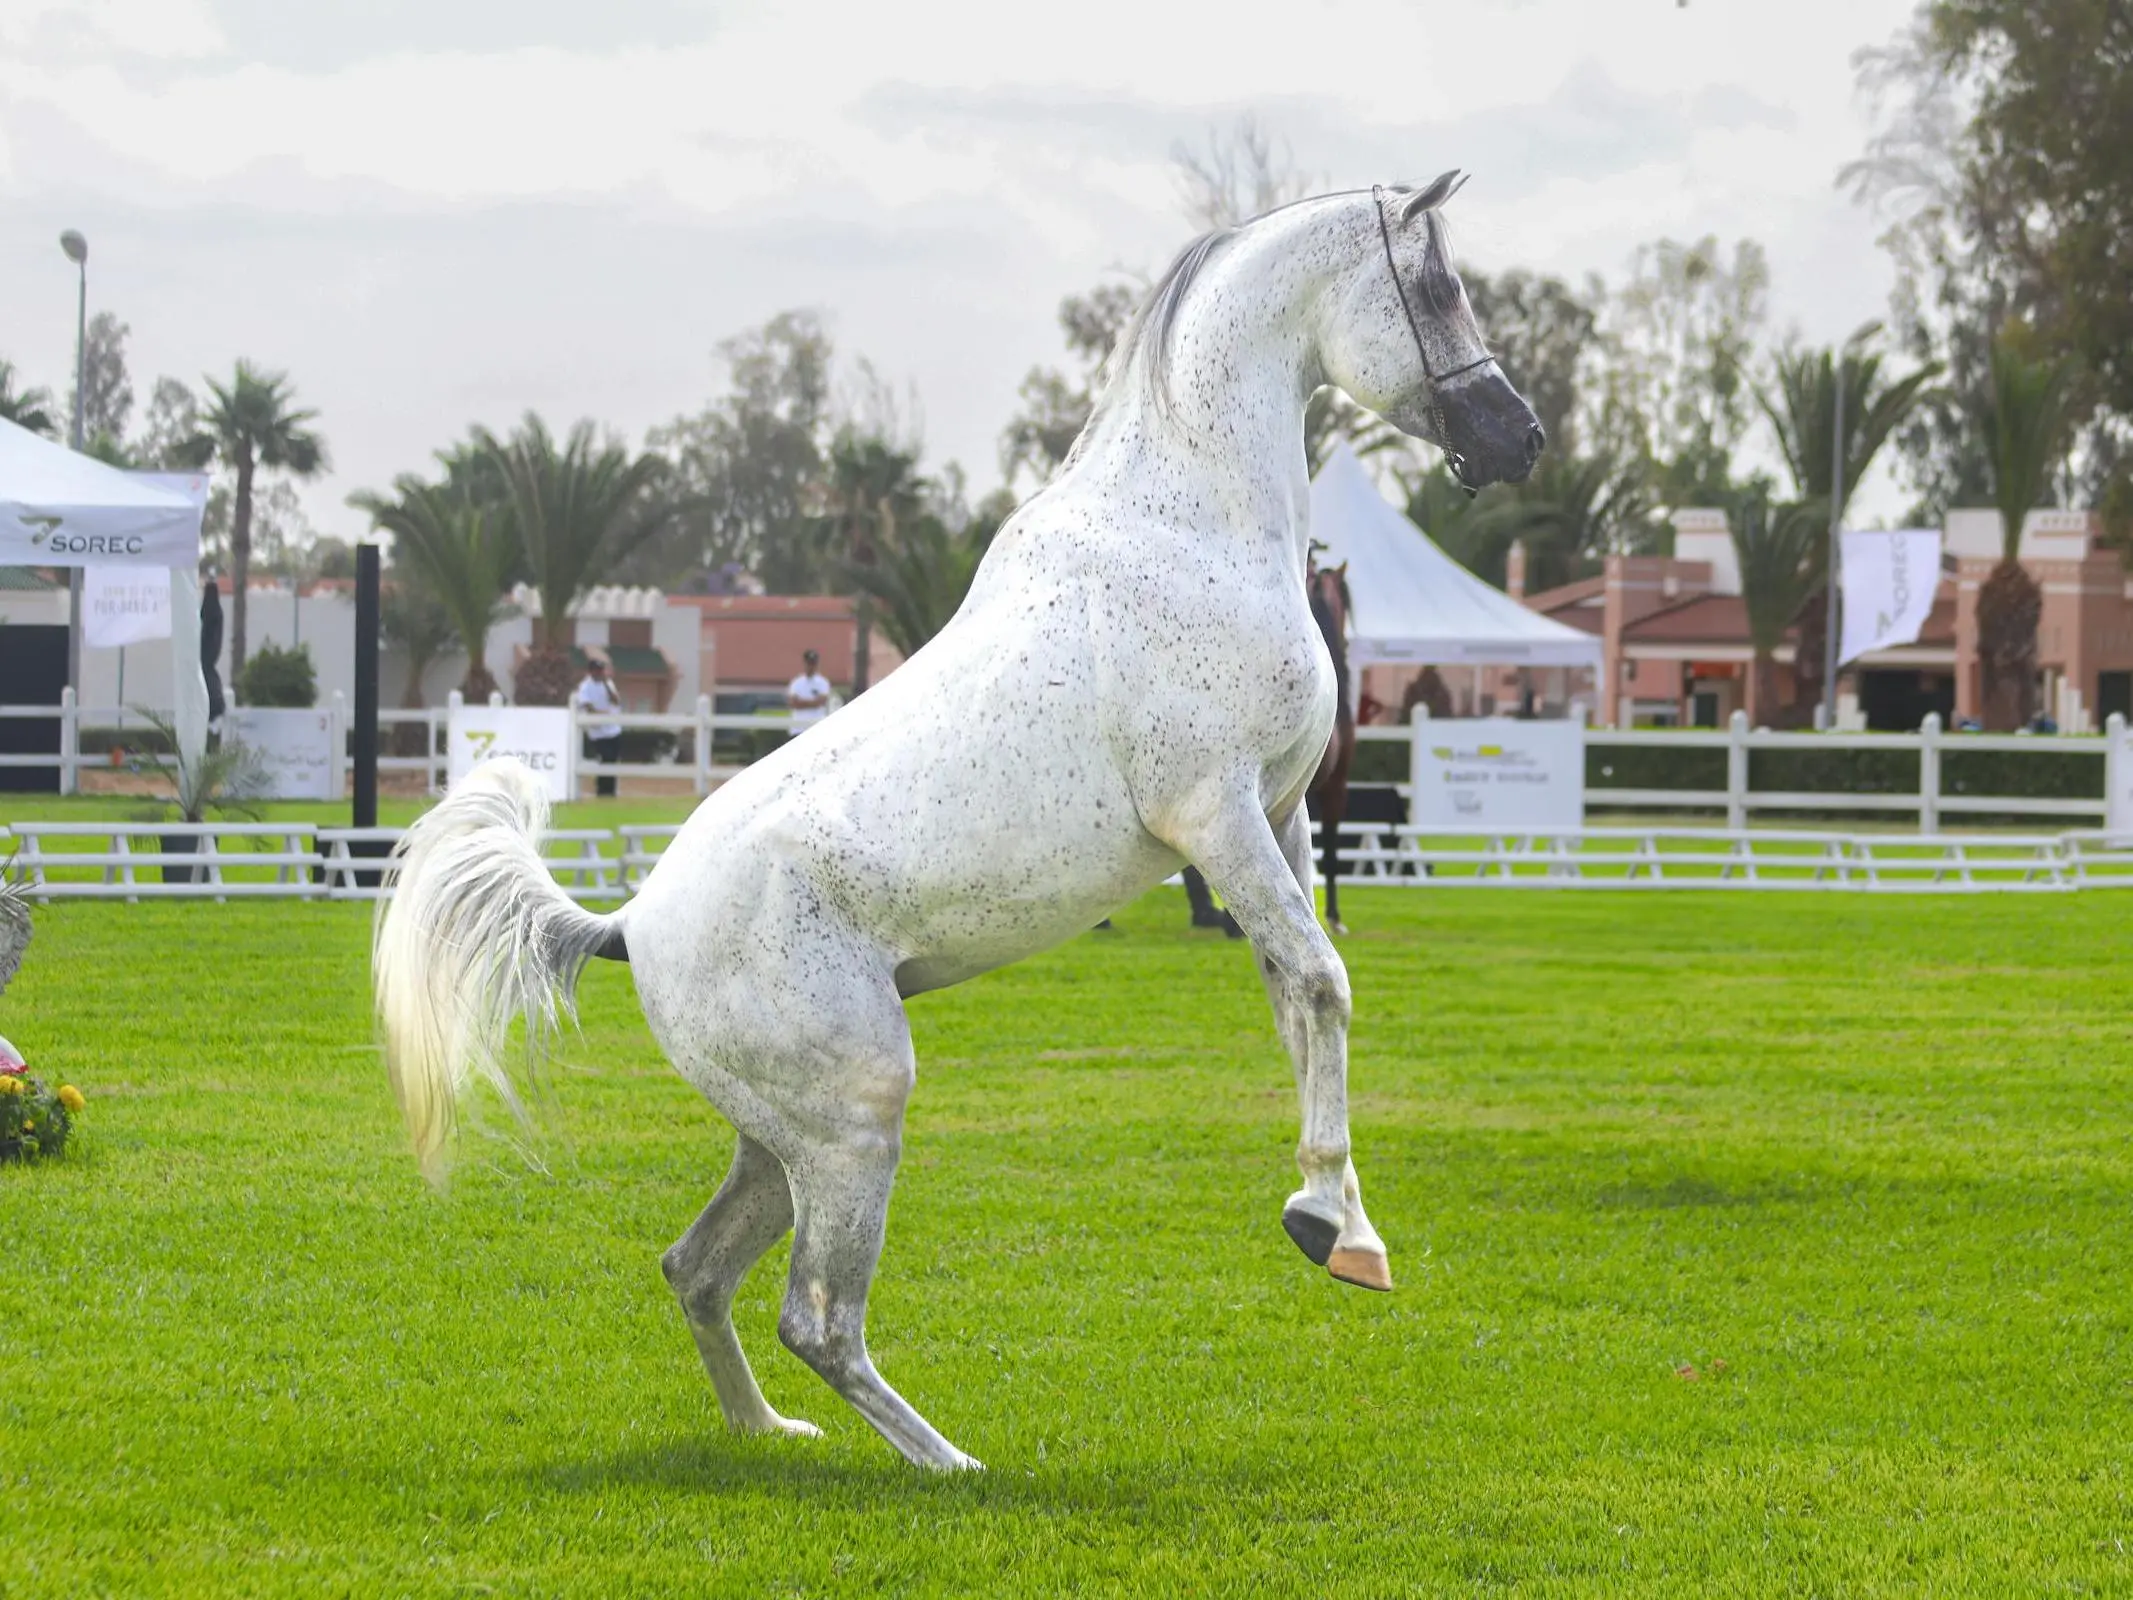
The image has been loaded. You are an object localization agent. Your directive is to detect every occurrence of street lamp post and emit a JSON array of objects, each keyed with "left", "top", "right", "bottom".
[{"left": 60, "top": 229, "right": 88, "bottom": 702}]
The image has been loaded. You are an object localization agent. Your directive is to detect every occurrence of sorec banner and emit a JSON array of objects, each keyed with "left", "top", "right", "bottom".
[
  {"left": 1839, "top": 529, "right": 1942, "bottom": 664},
  {"left": 224, "top": 708, "right": 337, "bottom": 800},
  {"left": 447, "top": 706, "right": 574, "bottom": 802},
  {"left": 1410, "top": 717, "right": 1585, "bottom": 829}
]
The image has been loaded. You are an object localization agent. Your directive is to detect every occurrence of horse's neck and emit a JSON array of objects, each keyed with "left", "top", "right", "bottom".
[{"left": 1073, "top": 197, "right": 1368, "bottom": 545}]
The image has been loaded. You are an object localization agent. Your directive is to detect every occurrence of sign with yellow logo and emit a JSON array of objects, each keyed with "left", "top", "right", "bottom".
[
  {"left": 447, "top": 706, "right": 575, "bottom": 801},
  {"left": 1410, "top": 716, "right": 1584, "bottom": 828}
]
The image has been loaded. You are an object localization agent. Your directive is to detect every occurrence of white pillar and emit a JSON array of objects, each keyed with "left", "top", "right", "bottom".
[
  {"left": 167, "top": 565, "right": 210, "bottom": 784},
  {"left": 1725, "top": 710, "right": 1748, "bottom": 831},
  {"left": 1918, "top": 712, "right": 1941, "bottom": 834}
]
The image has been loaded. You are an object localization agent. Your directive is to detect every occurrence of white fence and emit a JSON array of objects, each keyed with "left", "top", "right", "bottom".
[
  {"left": 0, "top": 689, "right": 803, "bottom": 798},
  {"left": 4, "top": 695, "right": 2128, "bottom": 829},
  {"left": 8, "top": 819, "right": 2132, "bottom": 901}
]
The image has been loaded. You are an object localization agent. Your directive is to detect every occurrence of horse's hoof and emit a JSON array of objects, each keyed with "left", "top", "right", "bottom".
[
  {"left": 1327, "top": 1246, "right": 1393, "bottom": 1293},
  {"left": 1328, "top": 919, "right": 1349, "bottom": 936},
  {"left": 735, "top": 1413, "right": 822, "bottom": 1439},
  {"left": 1282, "top": 1201, "right": 1339, "bottom": 1267}
]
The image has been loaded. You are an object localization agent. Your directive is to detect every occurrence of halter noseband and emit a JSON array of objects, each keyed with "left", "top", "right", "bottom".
[{"left": 1371, "top": 185, "right": 1498, "bottom": 473}]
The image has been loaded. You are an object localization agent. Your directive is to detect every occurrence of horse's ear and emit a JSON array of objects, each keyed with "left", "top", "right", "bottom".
[{"left": 1401, "top": 169, "right": 1468, "bottom": 222}]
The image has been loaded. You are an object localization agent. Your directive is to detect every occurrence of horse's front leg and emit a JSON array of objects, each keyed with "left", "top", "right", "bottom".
[{"left": 1183, "top": 798, "right": 1390, "bottom": 1292}]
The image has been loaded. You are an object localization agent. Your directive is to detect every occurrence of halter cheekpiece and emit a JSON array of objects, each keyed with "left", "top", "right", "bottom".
[{"left": 1370, "top": 185, "right": 1498, "bottom": 431}]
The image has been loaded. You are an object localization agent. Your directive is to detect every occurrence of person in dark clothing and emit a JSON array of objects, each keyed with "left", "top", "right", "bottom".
[{"left": 199, "top": 573, "right": 226, "bottom": 733}]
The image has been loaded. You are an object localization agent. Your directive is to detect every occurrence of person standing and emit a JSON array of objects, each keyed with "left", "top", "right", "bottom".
[
  {"left": 575, "top": 656, "right": 624, "bottom": 798},
  {"left": 786, "top": 648, "right": 833, "bottom": 735}
]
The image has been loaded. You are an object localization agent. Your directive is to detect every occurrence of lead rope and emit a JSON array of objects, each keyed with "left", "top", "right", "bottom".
[{"left": 1371, "top": 185, "right": 1499, "bottom": 460}]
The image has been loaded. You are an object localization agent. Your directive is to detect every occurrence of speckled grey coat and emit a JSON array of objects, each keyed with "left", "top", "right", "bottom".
[{"left": 374, "top": 178, "right": 1542, "bottom": 1469}]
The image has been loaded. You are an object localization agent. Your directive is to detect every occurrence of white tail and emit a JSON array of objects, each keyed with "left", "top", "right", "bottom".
[{"left": 373, "top": 760, "right": 621, "bottom": 1183}]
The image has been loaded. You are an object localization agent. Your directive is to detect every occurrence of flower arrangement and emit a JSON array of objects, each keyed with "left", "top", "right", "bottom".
[{"left": 0, "top": 1061, "right": 83, "bottom": 1162}]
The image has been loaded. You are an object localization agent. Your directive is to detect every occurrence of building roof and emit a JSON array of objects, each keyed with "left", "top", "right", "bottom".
[
  {"left": 667, "top": 594, "right": 858, "bottom": 620},
  {"left": 1621, "top": 594, "right": 1760, "bottom": 645},
  {"left": 567, "top": 644, "right": 672, "bottom": 677}
]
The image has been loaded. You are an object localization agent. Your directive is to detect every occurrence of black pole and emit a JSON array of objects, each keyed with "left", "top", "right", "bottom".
[{"left": 354, "top": 542, "right": 380, "bottom": 829}]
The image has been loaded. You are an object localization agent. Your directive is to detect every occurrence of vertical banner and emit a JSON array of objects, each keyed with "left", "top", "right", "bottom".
[
  {"left": 1410, "top": 717, "right": 1585, "bottom": 828},
  {"left": 224, "top": 707, "right": 337, "bottom": 800},
  {"left": 447, "top": 705, "right": 574, "bottom": 802},
  {"left": 1839, "top": 529, "right": 1942, "bottom": 664},
  {"left": 82, "top": 565, "right": 173, "bottom": 647}
]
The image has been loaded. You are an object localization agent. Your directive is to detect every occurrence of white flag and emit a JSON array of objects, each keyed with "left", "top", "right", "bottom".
[
  {"left": 81, "top": 564, "right": 173, "bottom": 648},
  {"left": 1839, "top": 529, "right": 1941, "bottom": 665}
]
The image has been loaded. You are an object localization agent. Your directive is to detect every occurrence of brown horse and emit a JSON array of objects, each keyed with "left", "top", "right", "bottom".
[
  {"left": 1183, "top": 557, "right": 1356, "bottom": 935},
  {"left": 1306, "top": 559, "right": 1358, "bottom": 934}
]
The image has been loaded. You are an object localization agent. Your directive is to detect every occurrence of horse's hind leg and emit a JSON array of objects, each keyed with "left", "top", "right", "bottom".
[
  {"left": 777, "top": 1102, "right": 981, "bottom": 1472},
  {"left": 662, "top": 1132, "right": 819, "bottom": 1438}
]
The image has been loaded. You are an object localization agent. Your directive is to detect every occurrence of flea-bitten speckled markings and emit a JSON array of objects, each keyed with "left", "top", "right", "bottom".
[{"left": 373, "top": 179, "right": 1543, "bottom": 1470}]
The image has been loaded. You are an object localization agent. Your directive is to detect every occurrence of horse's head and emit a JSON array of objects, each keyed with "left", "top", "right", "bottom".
[{"left": 1320, "top": 172, "right": 1544, "bottom": 492}]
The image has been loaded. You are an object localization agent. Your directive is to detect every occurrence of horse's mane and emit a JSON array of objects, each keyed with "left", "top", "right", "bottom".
[{"left": 1076, "top": 180, "right": 1459, "bottom": 452}]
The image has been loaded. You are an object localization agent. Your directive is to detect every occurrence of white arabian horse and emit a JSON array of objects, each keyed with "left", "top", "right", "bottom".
[{"left": 375, "top": 174, "right": 1543, "bottom": 1471}]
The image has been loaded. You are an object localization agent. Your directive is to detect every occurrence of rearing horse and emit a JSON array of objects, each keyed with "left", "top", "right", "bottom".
[
  {"left": 374, "top": 175, "right": 1542, "bottom": 1470},
  {"left": 1306, "top": 557, "right": 1358, "bottom": 934}
]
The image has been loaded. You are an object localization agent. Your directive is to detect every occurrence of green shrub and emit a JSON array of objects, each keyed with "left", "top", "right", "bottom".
[{"left": 237, "top": 642, "right": 318, "bottom": 708}]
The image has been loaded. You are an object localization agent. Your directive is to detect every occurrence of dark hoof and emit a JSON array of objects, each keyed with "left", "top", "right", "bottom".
[
  {"left": 1190, "top": 911, "right": 1226, "bottom": 929},
  {"left": 1282, "top": 1204, "right": 1338, "bottom": 1267}
]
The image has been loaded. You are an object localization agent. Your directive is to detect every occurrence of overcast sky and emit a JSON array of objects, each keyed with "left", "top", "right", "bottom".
[{"left": 0, "top": 0, "right": 1925, "bottom": 540}]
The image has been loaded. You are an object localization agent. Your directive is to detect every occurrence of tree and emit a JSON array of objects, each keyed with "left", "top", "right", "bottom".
[
  {"left": 643, "top": 311, "right": 833, "bottom": 590},
  {"left": 0, "top": 360, "right": 57, "bottom": 437},
  {"left": 1464, "top": 268, "right": 1605, "bottom": 455},
  {"left": 1172, "top": 112, "right": 1315, "bottom": 232},
  {"left": 1729, "top": 492, "right": 1823, "bottom": 726},
  {"left": 1590, "top": 236, "right": 1770, "bottom": 504},
  {"left": 1923, "top": 3, "right": 2133, "bottom": 426},
  {"left": 70, "top": 311, "right": 133, "bottom": 454},
  {"left": 475, "top": 415, "right": 672, "bottom": 704},
  {"left": 185, "top": 363, "right": 329, "bottom": 690},
  {"left": 379, "top": 579, "right": 460, "bottom": 748},
  {"left": 999, "top": 283, "right": 1138, "bottom": 490},
  {"left": 1411, "top": 448, "right": 1661, "bottom": 593},
  {"left": 1975, "top": 329, "right": 2080, "bottom": 730},
  {"left": 135, "top": 378, "right": 203, "bottom": 470},
  {"left": 350, "top": 477, "right": 518, "bottom": 702},
  {"left": 1756, "top": 326, "right": 1941, "bottom": 708},
  {"left": 817, "top": 427, "right": 928, "bottom": 693},
  {"left": 845, "top": 514, "right": 995, "bottom": 658}
]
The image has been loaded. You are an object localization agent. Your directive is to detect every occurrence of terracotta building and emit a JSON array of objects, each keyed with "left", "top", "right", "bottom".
[{"left": 1494, "top": 507, "right": 2133, "bottom": 731}]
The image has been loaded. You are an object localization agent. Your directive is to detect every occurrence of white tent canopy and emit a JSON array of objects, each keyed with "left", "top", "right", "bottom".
[
  {"left": 0, "top": 417, "right": 202, "bottom": 567},
  {"left": 1309, "top": 441, "right": 1602, "bottom": 670},
  {"left": 0, "top": 416, "right": 211, "bottom": 783}
]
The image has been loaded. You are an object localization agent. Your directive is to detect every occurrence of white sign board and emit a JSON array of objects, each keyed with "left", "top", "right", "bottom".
[
  {"left": 1410, "top": 717, "right": 1585, "bottom": 829},
  {"left": 224, "top": 707, "right": 338, "bottom": 801},
  {"left": 1839, "top": 529, "right": 1942, "bottom": 665},
  {"left": 448, "top": 706, "right": 575, "bottom": 802},
  {"left": 82, "top": 564, "right": 173, "bottom": 647}
]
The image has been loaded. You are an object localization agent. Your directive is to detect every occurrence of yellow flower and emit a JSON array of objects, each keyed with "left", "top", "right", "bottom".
[
  {"left": 0, "top": 1078, "right": 23, "bottom": 1097},
  {"left": 57, "top": 1086, "right": 85, "bottom": 1113}
]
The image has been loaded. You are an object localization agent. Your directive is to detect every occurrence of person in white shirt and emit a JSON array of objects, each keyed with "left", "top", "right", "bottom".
[
  {"left": 575, "top": 656, "right": 625, "bottom": 797},
  {"left": 787, "top": 649, "right": 833, "bottom": 734}
]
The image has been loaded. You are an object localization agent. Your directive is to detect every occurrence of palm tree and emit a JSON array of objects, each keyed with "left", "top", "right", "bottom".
[
  {"left": 1411, "top": 449, "right": 1658, "bottom": 593},
  {"left": 351, "top": 479, "right": 517, "bottom": 701},
  {"left": 474, "top": 415, "right": 671, "bottom": 704},
  {"left": 844, "top": 516, "right": 995, "bottom": 658},
  {"left": 1975, "top": 330, "right": 2080, "bottom": 730},
  {"left": 819, "top": 429, "right": 928, "bottom": 694},
  {"left": 1730, "top": 493, "right": 1823, "bottom": 726},
  {"left": 0, "top": 360, "right": 58, "bottom": 437},
  {"left": 378, "top": 581, "right": 458, "bottom": 755},
  {"left": 185, "top": 363, "right": 328, "bottom": 688},
  {"left": 1756, "top": 327, "right": 1940, "bottom": 708}
]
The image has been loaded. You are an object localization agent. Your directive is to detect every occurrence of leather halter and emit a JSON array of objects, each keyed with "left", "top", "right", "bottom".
[{"left": 1371, "top": 185, "right": 1498, "bottom": 470}]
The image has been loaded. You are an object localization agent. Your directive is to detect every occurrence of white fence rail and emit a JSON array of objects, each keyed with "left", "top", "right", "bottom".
[
  {"left": 8, "top": 820, "right": 2132, "bottom": 901},
  {"left": 6, "top": 696, "right": 2127, "bottom": 829}
]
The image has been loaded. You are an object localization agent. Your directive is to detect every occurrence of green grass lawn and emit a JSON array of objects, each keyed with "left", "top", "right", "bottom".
[{"left": 3, "top": 889, "right": 2129, "bottom": 1595}]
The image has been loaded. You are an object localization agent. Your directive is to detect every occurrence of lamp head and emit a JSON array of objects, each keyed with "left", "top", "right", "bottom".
[{"left": 59, "top": 230, "right": 87, "bottom": 266}]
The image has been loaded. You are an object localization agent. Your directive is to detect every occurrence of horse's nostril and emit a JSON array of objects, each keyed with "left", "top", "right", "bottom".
[{"left": 1525, "top": 424, "right": 1547, "bottom": 462}]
